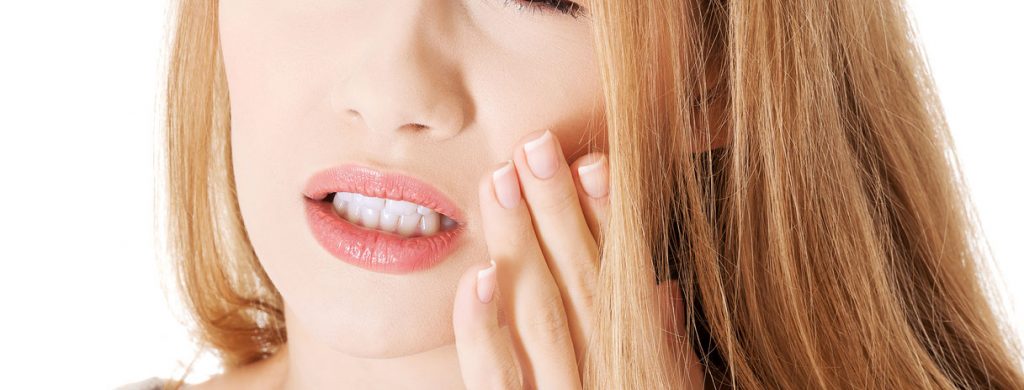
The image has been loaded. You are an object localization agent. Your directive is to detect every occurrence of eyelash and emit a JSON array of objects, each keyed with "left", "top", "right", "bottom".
[{"left": 501, "top": 0, "right": 586, "bottom": 19}]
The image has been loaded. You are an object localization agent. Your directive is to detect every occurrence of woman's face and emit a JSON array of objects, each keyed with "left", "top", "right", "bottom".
[{"left": 220, "top": 0, "right": 604, "bottom": 358}]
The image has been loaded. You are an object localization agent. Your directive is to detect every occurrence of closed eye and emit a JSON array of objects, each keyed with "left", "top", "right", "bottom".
[{"left": 501, "top": 0, "right": 587, "bottom": 19}]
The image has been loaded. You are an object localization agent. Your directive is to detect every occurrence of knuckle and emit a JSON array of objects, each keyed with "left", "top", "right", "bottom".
[
  {"left": 523, "top": 292, "right": 571, "bottom": 345},
  {"left": 560, "top": 239, "right": 598, "bottom": 266},
  {"left": 457, "top": 314, "right": 499, "bottom": 346},
  {"left": 505, "top": 219, "right": 538, "bottom": 247},
  {"left": 542, "top": 245, "right": 600, "bottom": 309},
  {"left": 534, "top": 187, "right": 579, "bottom": 216},
  {"left": 494, "top": 357, "right": 523, "bottom": 390}
]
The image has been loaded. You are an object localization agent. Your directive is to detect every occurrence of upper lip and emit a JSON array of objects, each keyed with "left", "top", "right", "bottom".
[{"left": 302, "top": 164, "right": 465, "bottom": 223}]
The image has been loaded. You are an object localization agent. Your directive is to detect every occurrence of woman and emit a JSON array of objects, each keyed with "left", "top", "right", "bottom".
[{"left": 156, "top": 0, "right": 1024, "bottom": 388}]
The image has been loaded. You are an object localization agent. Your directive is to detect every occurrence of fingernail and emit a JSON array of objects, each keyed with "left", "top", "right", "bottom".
[
  {"left": 577, "top": 155, "right": 609, "bottom": 198},
  {"left": 523, "top": 130, "right": 559, "bottom": 180},
  {"left": 476, "top": 260, "right": 497, "bottom": 304},
  {"left": 492, "top": 160, "right": 521, "bottom": 209}
]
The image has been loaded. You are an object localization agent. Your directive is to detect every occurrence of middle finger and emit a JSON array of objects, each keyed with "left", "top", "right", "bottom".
[{"left": 512, "top": 130, "right": 601, "bottom": 353}]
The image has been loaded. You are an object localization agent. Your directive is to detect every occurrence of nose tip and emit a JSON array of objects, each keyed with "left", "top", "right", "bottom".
[
  {"left": 330, "top": 92, "right": 464, "bottom": 139},
  {"left": 328, "top": 73, "right": 467, "bottom": 140},
  {"left": 323, "top": 0, "right": 471, "bottom": 141}
]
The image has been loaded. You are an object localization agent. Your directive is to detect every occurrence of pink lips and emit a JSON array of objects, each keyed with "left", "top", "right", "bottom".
[{"left": 302, "top": 164, "right": 466, "bottom": 274}]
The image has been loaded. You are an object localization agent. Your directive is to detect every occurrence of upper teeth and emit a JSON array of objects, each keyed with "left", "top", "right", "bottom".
[{"left": 331, "top": 192, "right": 457, "bottom": 237}]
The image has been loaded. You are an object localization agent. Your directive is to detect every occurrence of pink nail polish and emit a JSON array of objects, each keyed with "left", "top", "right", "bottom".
[
  {"left": 476, "top": 260, "right": 497, "bottom": 304},
  {"left": 492, "top": 161, "right": 521, "bottom": 209},
  {"left": 577, "top": 155, "right": 609, "bottom": 198},
  {"left": 523, "top": 130, "right": 559, "bottom": 180}
]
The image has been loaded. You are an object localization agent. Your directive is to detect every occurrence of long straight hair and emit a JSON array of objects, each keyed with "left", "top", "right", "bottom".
[
  {"left": 163, "top": 0, "right": 1024, "bottom": 388},
  {"left": 586, "top": 0, "right": 1024, "bottom": 388}
]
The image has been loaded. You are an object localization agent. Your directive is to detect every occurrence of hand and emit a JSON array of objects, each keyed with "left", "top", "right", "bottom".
[{"left": 451, "top": 130, "right": 703, "bottom": 389}]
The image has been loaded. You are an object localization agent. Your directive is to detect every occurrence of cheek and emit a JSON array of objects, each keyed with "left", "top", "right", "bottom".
[
  {"left": 460, "top": 33, "right": 607, "bottom": 158},
  {"left": 467, "top": 70, "right": 606, "bottom": 158}
]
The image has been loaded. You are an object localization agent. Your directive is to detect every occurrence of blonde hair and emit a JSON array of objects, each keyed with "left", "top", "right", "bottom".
[{"left": 163, "top": 0, "right": 1024, "bottom": 388}]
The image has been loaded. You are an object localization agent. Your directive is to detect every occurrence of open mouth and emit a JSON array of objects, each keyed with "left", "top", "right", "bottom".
[
  {"left": 302, "top": 163, "right": 467, "bottom": 274},
  {"left": 323, "top": 191, "right": 459, "bottom": 238}
]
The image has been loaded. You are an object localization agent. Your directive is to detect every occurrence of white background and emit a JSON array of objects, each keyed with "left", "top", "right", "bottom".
[{"left": 0, "top": 1, "right": 1020, "bottom": 388}]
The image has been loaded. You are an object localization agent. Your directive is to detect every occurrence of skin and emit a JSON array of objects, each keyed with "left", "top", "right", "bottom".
[{"left": 198, "top": 0, "right": 703, "bottom": 388}]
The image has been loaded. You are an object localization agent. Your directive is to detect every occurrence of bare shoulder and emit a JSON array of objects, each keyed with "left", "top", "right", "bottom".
[{"left": 184, "top": 352, "right": 287, "bottom": 390}]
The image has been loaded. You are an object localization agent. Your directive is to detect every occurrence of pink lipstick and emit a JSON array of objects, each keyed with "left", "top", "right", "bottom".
[{"left": 302, "top": 164, "right": 466, "bottom": 274}]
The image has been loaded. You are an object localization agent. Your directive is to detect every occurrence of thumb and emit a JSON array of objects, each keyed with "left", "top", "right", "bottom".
[{"left": 453, "top": 260, "right": 522, "bottom": 389}]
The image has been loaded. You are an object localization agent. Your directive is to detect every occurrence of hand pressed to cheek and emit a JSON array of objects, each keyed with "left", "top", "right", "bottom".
[
  {"left": 452, "top": 130, "right": 613, "bottom": 389},
  {"left": 475, "top": 159, "right": 582, "bottom": 389},
  {"left": 453, "top": 130, "right": 706, "bottom": 389}
]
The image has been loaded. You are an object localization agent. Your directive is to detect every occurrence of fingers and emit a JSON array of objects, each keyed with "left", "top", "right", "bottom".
[
  {"left": 453, "top": 260, "right": 523, "bottom": 390},
  {"left": 479, "top": 162, "right": 583, "bottom": 389},
  {"left": 467, "top": 130, "right": 610, "bottom": 389},
  {"left": 511, "top": 130, "right": 601, "bottom": 353},
  {"left": 569, "top": 152, "right": 610, "bottom": 244}
]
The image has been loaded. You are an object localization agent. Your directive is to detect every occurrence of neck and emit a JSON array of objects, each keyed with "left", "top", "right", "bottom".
[{"left": 274, "top": 306, "right": 466, "bottom": 390}]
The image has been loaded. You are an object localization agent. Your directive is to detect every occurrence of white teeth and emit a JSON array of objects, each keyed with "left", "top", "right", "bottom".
[
  {"left": 378, "top": 209, "right": 400, "bottom": 232},
  {"left": 360, "top": 207, "right": 380, "bottom": 229},
  {"left": 359, "top": 195, "right": 386, "bottom": 209},
  {"left": 332, "top": 193, "right": 349, "bottom": 213},
  {"left": 418, "top": 212, "right": 439, "bottom": 236},
  {"left": 330, "top": 191, "right": 455, "bottom": 237},
  {"left": 385, "top": 199, "right": 419, "bottom": 215},
  {"left": 417, "top": 205, "right": 433, "bottom": 215},
  {"left": 345, "top": 203, "right": 360, "bottom": 223},
  {"left": 397, "top": 214, "right": 421, "bottom": 236}
]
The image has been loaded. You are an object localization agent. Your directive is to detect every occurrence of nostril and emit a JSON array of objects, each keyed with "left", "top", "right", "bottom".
[{"left": 404, "top": 123, "right": 429, "bottom": 131}]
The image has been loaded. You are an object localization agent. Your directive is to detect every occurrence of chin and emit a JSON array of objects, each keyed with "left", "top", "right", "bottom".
[
  {"left": 267, "top": 242, "right": 479, "bottom": 360},
  {"left": 287, "top": 288, "right": 459, "bottom": 359}
]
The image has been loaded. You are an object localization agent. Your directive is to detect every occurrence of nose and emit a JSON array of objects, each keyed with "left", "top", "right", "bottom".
[{"left": 328, "top": 1, "right": 470, "bottom": 141}]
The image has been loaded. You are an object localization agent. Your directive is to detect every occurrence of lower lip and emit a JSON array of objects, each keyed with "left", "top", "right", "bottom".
[{"left": 303, "top": 198, "right": 465, "bottom": 274}]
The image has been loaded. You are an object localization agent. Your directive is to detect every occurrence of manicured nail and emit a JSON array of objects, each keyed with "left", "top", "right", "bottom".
[
  {"left": 523, "top": 130, "right": 559, "bottom": 180},
  {"left": 492, "top": 160, "right": 521, "bottom": 209},
  {"left": 577, "top": 155, "right": 609, "bottom": 198},
  {"left": 476, "top": 260, "right": 497, "bottom": 304}
]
